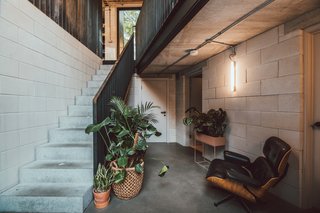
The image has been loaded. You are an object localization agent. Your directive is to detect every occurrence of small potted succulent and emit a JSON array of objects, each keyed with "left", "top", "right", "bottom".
[{"left": 93, "top": 163, "right": 114, "bottom": 209}]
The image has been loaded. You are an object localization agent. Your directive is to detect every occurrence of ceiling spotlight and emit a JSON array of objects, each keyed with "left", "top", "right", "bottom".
[{"left": 189, "top": 49, "right": 198, "bottom": 56}]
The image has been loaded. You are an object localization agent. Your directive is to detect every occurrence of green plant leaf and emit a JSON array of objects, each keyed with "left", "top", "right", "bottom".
[
  {"left": 100, "top": 117, "right": 113, "bottom": 126},
  {"left": 114, "top": 170, "right": 126, "bottom": 184},
  {"left": 118, "top": 129, "right": 130, "bottom": 138},
  {"left": 105, "top": 154, "right": 113, "bottom": 161},
  {"left": 135, "top": 163, "right": 144, "bottom": 174},
  {"left": 135, "top": 139, "right": 147, "bottom": 151},
  {"left": 117, "top": 156, "right": 128, "bottom": 168},
  {"left": 119, "top": 149, "right": 125, "bottom": 156},
  {"left": 127, "top": 149, "right": 136, "bottom": 156},
  {"left": 183, "top": 117, "right": 193, "bottom": 126},
  {"left": 158, "top": 165, "right": 169, "bottom": 177},
  {"left": 85, "top": 124, "right": 101, "bottom": 134}
]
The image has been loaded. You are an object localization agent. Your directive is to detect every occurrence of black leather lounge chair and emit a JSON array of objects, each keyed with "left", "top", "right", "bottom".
[{"left": 206, "top": 136, "right": 291, "bottom": 213}]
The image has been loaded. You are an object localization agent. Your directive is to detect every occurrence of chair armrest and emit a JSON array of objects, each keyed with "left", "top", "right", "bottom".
[
  {"left": 226, "top": 169, "right": 261, "bottom": 187},
  {"left": 224, "top": 151, "right": 250, "bottom": 166}
]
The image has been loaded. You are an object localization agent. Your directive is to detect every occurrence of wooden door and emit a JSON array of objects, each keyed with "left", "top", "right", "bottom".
[
  {"left": 141, "top": 79, "right": 167, "bottom": 142},
  {"left": 312, "top": 32, "right": 320, "bottom": 210}
]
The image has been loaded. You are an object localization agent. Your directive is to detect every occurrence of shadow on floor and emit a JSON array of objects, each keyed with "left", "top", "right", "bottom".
[{"left": 85, "top": 143, "right": 319, "bottom": 213}]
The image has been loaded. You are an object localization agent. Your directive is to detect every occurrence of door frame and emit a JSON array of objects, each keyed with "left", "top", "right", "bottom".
[
  {"left": 302, "top": 24, "right": 320, "bottom": 208},
  {"left": 140, "top": 78, "right": 170, "bottom": 143}
]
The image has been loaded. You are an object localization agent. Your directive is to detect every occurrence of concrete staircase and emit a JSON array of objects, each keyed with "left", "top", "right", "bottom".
[{"left": 0, "top": 65, "right": 112, "bottom": 213}]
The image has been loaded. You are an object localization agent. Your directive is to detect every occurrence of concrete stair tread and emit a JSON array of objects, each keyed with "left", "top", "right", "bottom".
[
  {"left": 59, "top": 116, "right": 92, "bottom": 128},
  {"left": 60, "top": 115, "right": 92, "bottom": 118},
  {"left": 99, "top": 65, "right": 113, "bottom": 70},
  {"left": 49, "top": 128, "right": 92, "bottom": 143},
  {"left": 81, "top": 87, "right": 99, "bottom": 96},
  {"left": 87, "top": 80, "right": 103, "bottom": 87},
  {"left": 39, "top": 142, "right": 92, "bottom": 148},
  {"left": 37, "top": 142, "right": 92, "bottom": 160},
  {"left": 92, "top": 75, "right": 107, "bottom": 81},
  {"left": 68, "top": 105, "right": 92, "bottom": 109},
  {"left": 68, "top": 105, "right": 92, "bottom": 116},
  {"left": 50, "top": 127, "right": 88, "bottom": 131},
  {"left": 76, "top": 95, "right": 94, "bottom": 97},
  {"left": 0, "top": 183, "right": 92, "bottom": 212},
  {"left": 75, "top": 96, "right": 94, "bottom": 106},
  {"left": 1, "top": 183, "right": 92, "bottom": 197},
  {"left": 22, "top": 160, "right": 93, "bottom": 170}
]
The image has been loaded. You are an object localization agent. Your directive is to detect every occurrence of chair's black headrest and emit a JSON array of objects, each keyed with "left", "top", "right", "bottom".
[{"left": 263, "top": 137, "right": 291, "bottom": 175}]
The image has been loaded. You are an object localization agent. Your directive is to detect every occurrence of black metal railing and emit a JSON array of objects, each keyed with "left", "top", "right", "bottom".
[
  {"left": 135, "top": 0, "right": 208, "bottom": 73},
  {"left": 93, "top": 37, "right": 135, "bottom": 171},
  {"left": 135, "top": 0, "right": 179, "bottom": 62},
  {"left": 28, "top": 0, "right": 103, "bottom": 57}
]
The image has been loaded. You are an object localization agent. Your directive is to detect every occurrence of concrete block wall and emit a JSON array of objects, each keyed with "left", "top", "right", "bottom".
[
  {"left": 0, "top": 0, "right": 101, "bottom": 192},
  {"left": 202, "top": 25, "right": 303, "bottom": 206}
]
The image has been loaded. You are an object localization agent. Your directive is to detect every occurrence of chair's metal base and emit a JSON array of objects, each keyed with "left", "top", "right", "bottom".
[{"left": 214, "top": 194, "right": 252, "bottom": 213}]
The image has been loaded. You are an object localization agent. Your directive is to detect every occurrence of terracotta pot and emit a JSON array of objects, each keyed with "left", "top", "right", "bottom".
[{"left": 93, "top": 188, "right": 111, "bottom": 209}]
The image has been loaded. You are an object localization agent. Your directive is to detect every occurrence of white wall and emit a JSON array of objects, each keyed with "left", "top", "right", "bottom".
[
  {"left": 176, "top": 76, "right": 190, "bottom": 146},
  {"left": 201, "top": 25, "right": 303, "bottom": 206},
  {"left": 0, "top": 0, "right": 101, "bottom": 192},
  {"left": 127, "top": 74, "right": 176, "bottom": 142}
]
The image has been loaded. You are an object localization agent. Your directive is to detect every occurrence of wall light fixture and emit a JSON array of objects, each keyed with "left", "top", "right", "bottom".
[{"left": 229, "top": 47, "right": 236, "bottom": 92}]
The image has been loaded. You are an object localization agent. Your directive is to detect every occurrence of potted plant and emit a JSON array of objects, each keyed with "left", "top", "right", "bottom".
[
  {"left": 86, "top": 97, "right": 168, "bottom": 200},
  {"left": 93, "top": 163, "right": 114, "bottom": 208},
  {"left": 183, "top": 107, "right": 228, "bottom": 147}
]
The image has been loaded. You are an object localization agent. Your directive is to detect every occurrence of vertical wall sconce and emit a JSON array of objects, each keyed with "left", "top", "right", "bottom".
[{"left": 229, "top": 47, "right": 236, "bottom": 92}]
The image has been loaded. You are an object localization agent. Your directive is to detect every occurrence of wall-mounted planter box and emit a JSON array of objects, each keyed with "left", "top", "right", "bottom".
[{"left": 195, "top": 132, "right": 225, "bottom": 147}]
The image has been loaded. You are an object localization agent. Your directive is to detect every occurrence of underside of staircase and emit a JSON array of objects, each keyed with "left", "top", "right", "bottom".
[{"left": 0, "top": 65, "right": 112, "bottom": 213}]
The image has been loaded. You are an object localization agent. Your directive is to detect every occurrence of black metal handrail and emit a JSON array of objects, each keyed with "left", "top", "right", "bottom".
[
  {"left": 93, "top": 37, "right": 135, "bottom": 172},
  {"left": 135, "top": 0, "right": 179, "bottom": 62}
]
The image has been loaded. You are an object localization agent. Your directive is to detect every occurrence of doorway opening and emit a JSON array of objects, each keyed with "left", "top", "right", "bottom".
[
  {"left": 117, "top": 8, "right": 140, "bottom": 57},
  {"left": 303, "top": 28, "right": 320, "bottom": 211},
  {"left": 141, "top": 79, "right": 168, "bottom": 143}
]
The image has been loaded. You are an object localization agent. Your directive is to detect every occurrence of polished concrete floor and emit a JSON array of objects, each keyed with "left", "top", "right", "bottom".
[{"left": 85, "top": 143, "right": 318, "bottom": 213}]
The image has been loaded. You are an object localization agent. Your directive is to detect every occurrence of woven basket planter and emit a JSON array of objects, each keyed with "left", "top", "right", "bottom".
[{"left": 111, "top": 161, "right": 144, "bottom": 200}]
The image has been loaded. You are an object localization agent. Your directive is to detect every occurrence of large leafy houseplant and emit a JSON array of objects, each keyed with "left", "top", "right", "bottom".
[
  {"left": 183, "top": 107, "right": 228, "bottom": 137},
  {"left": 85, "top": 97, "right": 168, "bottom": 185}
]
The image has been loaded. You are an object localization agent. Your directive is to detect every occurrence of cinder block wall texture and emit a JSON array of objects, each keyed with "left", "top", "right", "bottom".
[
  {"left": 0, "top": 1, "right": 101, "bottom": 192},
  {"left": 202, "top": 25, "right": 303, "bottom": 206}
]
